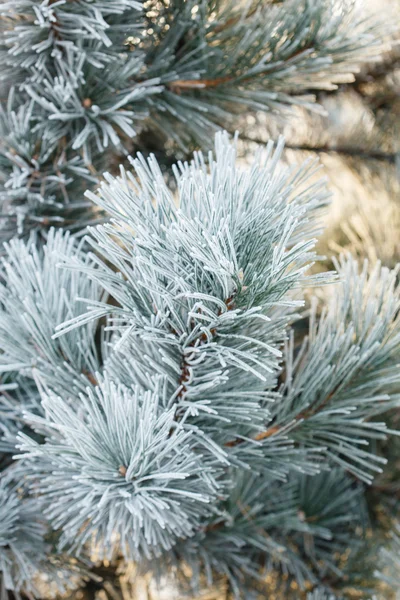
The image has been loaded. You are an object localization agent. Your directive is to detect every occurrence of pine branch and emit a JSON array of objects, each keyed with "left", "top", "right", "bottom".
[
  {"left": 1, "top": 0, "right": 398, "bottom": 597},
  {"left": 242, "top": 135, "right": 398, "bottom": 164},
  {"left": 225, "top": 385, "right": 339, "bottom": 447},
  {"left": 173, "top": 290, "right": 238, "bottom": 421},
  {"left": 167, "top": 42, "right": 316, "bottom": 94}
]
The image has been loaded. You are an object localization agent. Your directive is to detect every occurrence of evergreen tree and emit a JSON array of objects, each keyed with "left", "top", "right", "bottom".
[{"left": 0, "top": 2, "right": 399, "bottom": 599}]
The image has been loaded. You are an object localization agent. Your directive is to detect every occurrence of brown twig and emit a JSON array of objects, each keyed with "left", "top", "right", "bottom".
[
  {"left": 167, "top": 44, "right": 315, "bottom": 94},
  {"left": 225, "top": 386, "right": 339, "bottom": 448},
  {"left": 171, "top": 293, "right": 237, "bottom": 428},
  {"left": 168, "top": 77, "right": 231, "bottom": 94},
  {"left": 241, "top": 135, "right": 398, "bottom": 164},
  {"left": 82, "top": 370, "right": 98, "bottom": 386}
]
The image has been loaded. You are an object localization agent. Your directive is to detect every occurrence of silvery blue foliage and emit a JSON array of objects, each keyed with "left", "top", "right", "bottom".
[
  {"left": 24, "top": 51, "right": 161, "bottom": 162},
  {"left": 0, "top": 376, "right": 40, "bottom": 454},
  {"left": 13, "top": 134, "right": 331, "bottom": 569},
  {"left": 57, "top": 133, "right": 330, "bottom": 444},
  {"left": 0, "top": 0, "right": 145, "bottom": 239},
  {"left": 1, "top": 0, "right": 141, "bottom": 68},
  {"left": 155, "top": 468, "right": 365, "bottom": 597},
  {"left": 0, "top": 1, "right": 398, "bottom": 598},
  {"left": 0, "top": 91, "right": 98, "bottom": 238},
  {"left": 273, "top": 257, "right": 400, "bottom": 483},
  {"left": 0, "top": 0, "right": 388, "bottom": 240},
  {"left": 0, "top": 133, "right": 393, "bottom": 597},
  {"left": 0, "top": 228, "right": 103, "bottom": 397},
  {"left": 0, "top": 469, "right": 91, "bottom": 599},
  {"left": 0, "top": 475, "right": 47, "bottom": 596},
  {"left": 19, "top": 377, "right": 223, "bottom": 560}
]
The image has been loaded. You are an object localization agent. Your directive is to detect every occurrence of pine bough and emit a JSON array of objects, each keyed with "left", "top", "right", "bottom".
[
  {"left": 0, "top": 0, "right": 386, "bottom": 241},
  {"left": 0, "top": 133, "right": 400, "bottom": 598}
]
